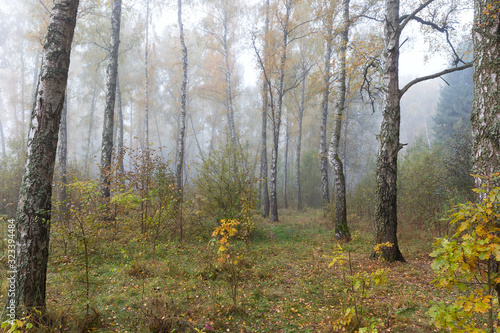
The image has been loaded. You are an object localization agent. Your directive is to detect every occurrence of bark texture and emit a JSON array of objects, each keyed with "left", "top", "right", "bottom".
[
  {"left": 328, "top": 0, "right": 351, "bottom": 241},
  {"left": 320, "top": 15, "right": 333, "bottom": 213},
  {"left": 100, "top": 0, "right": 122, "bottom": 198},
  {"left": 372, "top": 0, "right": 405, "bottom": 262},
  {"left": 14, "top": 0, "right": 79, "bottom": 313},
  {"left": 176, "top": 0, "right": 188, "bottom": 193},
  {"left": 472, "top": 0, "right": 500, "bottom": 186}
]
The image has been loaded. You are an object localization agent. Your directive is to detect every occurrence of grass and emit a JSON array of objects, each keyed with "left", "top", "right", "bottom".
[{"left": 1, "top": 209, "right": 452, "bottom": 332}]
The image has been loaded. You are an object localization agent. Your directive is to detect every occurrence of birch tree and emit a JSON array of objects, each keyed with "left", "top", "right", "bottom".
[
  {"left": 175, "top": 0, "right": 189, "bottom": 240},
  {"left": 328, "top": 0, "right": 351, "bottom": 241},
  {"left": 319, "top": 0, "right": 335, "bottom": 213},
  {"left": 100, "top": 0, "right": 122, "bottom": 199},
  {"left": 372, "top": 0, "right": 472, "bottom": 262},
  {"left": 13, "top": 0, "right": 79, "bottom": 314},
  {"left": 471, "top": 0, "right": 500, "bottom": 189},
  {"left": 260, "top": 0, "right": 271, "bottom": 218}
]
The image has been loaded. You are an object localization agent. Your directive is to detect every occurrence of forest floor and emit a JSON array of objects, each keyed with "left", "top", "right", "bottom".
[{"left": 1, "top": 210, "right": 456, "bottom": 332}]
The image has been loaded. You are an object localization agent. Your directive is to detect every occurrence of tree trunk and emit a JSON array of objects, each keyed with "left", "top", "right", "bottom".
[
  {"left": 84, "top": 83, "right": 97, "bottom": 176},
  {"left": 471, "top": 0, "right": 500, "bottom": 187},
  {"left": 144, "top": 0, "right": 150, "bottom": 149},
  {"left": 58, "top": 91, "right": 68, "bottom": 221},
  {"left": 116, "top": 74, "right": 124, "bottom": 176},
  {"left": 176, "top": 0, "right": 188, "bottom": 195},
  {"left": 371, "top": 0, "right": 405, "bottom": 262},
  {"left": 13, "top": 0, "right": 79, "bottom": 314},
  {"left": 296, "top": 66, "right": 307, "bottom": 211},
  {"left": 100, "top": 0, "right": 122, "bottom": 199},
  {"left": 320, "top": 14, "right": 333, "bottom": 214},
  {"left": 328, "top": 0, "right": 351, "bottom": 241},
  {"left": 260, "top": 0, "right": 270, "bottom": 218},
  {"left": 222, "top": 9, "right": 238, "bottom": 149},
  {"left": 269, "top": 0, "right": 291, "bottom": 223},
  {"left": 283, "top": 109, "right": 289, "bottom": 209}
]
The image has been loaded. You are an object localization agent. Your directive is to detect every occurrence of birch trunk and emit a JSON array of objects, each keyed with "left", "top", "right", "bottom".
[
  {"left": 283, "top": 109, "right": 289, "bottom": 209},
  {"left": 320, "top": 16, "right": 333, "bottom": 214},
  {"left": 100, "top": 0, "right": 122, "bottom": 199},
  {"left": 328, "top": 0, "right": 351, "bottom": 241},
  {"left": 176, "top": 0, "right": 188, "bottom": 195},
  {"left": 144, "top": 0, "right": 150, "bottom": 149},
  {"left": 296, "top": 67, "right": 307, "bottom": 211},
  {"left": 116, "top": 74, "right": 124, "bottom": 175},
  {"left": 372, "top": 0, "right": 405, "bottom": 262},
  {"left": 260, "top": 0, "right": 270, "bottom": 218},
  {"left": 471, "top": 0, "right": 500, "bottom": 187},
  {"left": 269, "top": 0, "right": 291, "bottom": 222},
  {"left": 222, "top": 10, "right": 237, "bottom": 149},
  {"left": 14, "top": 0, "right": 79, "bottom": 313}
]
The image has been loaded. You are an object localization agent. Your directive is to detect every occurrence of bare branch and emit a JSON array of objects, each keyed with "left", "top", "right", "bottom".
[
  {"left": 399, "top": 0, "right": 435, "bottom": 31},
  {"left": 400, "top": 62, "right": 472, "bottom": 97},
  {"left": 356, "top": 14, "right": 383, "bottom": 23},
  {"left": 408, "top": 15, "right": 465, "bottom": 65},
  {"left": 37, "top": 0, "right": 51, "bottom": 15}
]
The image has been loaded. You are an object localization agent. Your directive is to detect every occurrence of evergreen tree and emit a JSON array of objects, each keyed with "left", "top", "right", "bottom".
[{"left": 433, "top": 66, "right": 473, "bottom": 143}]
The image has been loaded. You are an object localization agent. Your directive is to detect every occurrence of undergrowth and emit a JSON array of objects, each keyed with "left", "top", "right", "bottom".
[{"left": 0, "top": 209, "right": 451, "bottom": 332}]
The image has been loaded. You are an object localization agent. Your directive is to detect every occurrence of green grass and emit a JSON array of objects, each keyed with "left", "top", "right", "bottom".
[{"left": 1, "top": 210, "right": 452, "bottom": 332}]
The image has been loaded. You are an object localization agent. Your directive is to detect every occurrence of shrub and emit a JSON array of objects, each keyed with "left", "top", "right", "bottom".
[
  {"left": 194, "top": 143, "right": 257, "bottom": 230},
  {"left": 429, "top": 176, "right": 500, "bottom": 332}
]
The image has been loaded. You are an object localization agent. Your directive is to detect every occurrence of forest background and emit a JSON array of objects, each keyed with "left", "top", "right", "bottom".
[{"left": 0, "top": 0, "right": 495, "bottom": 332}]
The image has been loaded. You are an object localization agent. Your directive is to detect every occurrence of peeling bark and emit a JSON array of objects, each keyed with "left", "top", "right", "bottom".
[
  {"left": 472, "top": 0, "right": 500, "bottom": 187},
  {"left": 14, "top": 0, "right": 79, "bottom": 313},
  {"left": 328, "top": 0, "right": 351, "bottom": 241}
]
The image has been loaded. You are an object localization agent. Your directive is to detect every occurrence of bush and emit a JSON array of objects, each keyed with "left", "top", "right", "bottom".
[
  {"left": 194, "top": 143, "right": 257, "bottom": 229},
  {"left": 429, "top": 176, "right": 500, "bottom": 332}
]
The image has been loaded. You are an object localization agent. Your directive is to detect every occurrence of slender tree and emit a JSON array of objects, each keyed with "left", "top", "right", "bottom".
[
  {"left": 295, "top": 62, "right": 308, "bottom": 211},
  {"left": 283, "top": 108, "right": 290, "bottom": 209},
  {"left": 320, "top": 2, "right": 334, "bottom": 214},
  {"left": 100, "top": 0, "right": 122, "bottom": 199},
  {"left": 144, "top": 0, "right": 150, "bottom": 149},
  {"left": 269, "top": 0, "right": 292, "bottom": 222},
  {"left": 259, "top": 0, "right": 270, "bottom": 218},
  {"left": 328, "top": 0, "right": 351, "bottom": 241},
  {"left": 84, "top": 83, "right": 97, "bottom": 176},
  {"left": 116, "top": 75, "right": 124, "bottom": 175},
  {"left": 176, "top": 0, "right": 189, "bottom": 240},
  {"left": 58, "top": 91, "right": 68, "bottom": 220},
  {"left": 13, "top": 0, "right": 79, "bottom": 314}
]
